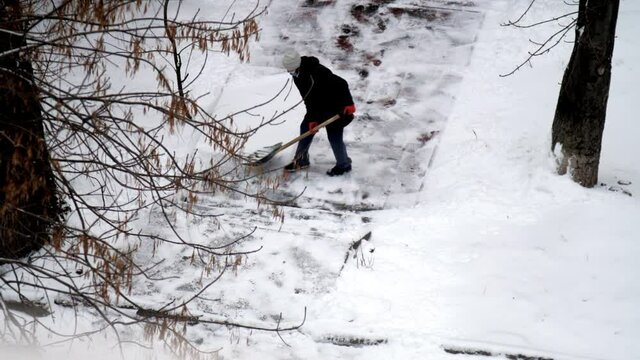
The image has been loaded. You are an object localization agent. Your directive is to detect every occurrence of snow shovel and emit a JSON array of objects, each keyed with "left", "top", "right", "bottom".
[{"left": 244, "top": 114, "right": 341, "bottom": 166}]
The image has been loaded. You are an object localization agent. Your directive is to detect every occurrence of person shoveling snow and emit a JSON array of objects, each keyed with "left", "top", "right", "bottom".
[{"left": 282, "top": 49, "right": 356, "bottom": 176}]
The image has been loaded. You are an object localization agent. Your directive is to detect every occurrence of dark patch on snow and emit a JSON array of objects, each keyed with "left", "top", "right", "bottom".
[
  {"left": 357, "top": 113, "right": 384, "bottom": 122},
  {"left": 443, "top": 0, "right": 476, "bottom": 7},
  {"left": 603, "top": 183, "right": 633, "bottom": 197},
  {"left": 443, "top": 346, "right": 493, "bottom": 356},
  {"left": 389, "top": 5, "right": 453, "bottom": 22},
  {"left": 321, "top": 334, "right": 388, "bottom": 347},
  {"left": 363, "top": 51, "right": 382, "bottom": 66},
  {"left": 443, "top": 345, "right": 555, "bottom": 360},
  {"left": 176, "top": 283, "right": 197, "bottom": 292},
  {"left": 505, "top": 354, "right": 554, "bottom": 360},
  {"left": 341, "top": 24, "right": 360, "bottom": 36},
  {"left": 417, "top": 131, "right": 439, "bottom": 145},
  {"left": 337, "top": 35, "right": 354, "bottom": 52},
  {"left": 326, "top": 201, "right": 384, "bottom": 212},
  {"left": 351, "top": 4, "right": 381, "bottom": 21},
  {"left": 349, "top": 2, "right": 392, "bottom": 42},
  {"left": 336, "top": 24, "right": 363, "bottom": 52},
  {"left": 303, "top": 0, "right": 336, "bottom": 8},
  {"left": 366, "top": 97, "right": 396, "bottom": 107},
  {"left": 3, "top": 299, "right": 50, "bottom": 317}
]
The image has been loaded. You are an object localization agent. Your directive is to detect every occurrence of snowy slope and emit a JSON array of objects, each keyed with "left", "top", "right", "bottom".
[{"left": 2, "top": 0, "right": 639, "bottom": 359}]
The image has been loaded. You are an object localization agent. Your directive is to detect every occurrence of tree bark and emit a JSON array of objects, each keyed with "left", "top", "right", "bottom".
[
  {"left": 551, "top": 0, "right": 620, "bottom": 187},
  {"left": 0, "top": 1, "right": 61, "bottom": 259}
]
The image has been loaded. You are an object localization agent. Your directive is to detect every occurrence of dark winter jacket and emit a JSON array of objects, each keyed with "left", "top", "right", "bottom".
[{"left": 293, "top": 56, "right": 355, "bottom": 129}]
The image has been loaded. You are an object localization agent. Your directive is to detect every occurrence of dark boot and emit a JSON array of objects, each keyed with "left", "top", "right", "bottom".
[{"left": 326, "top": 164, "right": 352, "bottom": 176}]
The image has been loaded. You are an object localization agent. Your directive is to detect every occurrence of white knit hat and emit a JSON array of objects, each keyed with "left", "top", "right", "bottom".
[{"left": 282, "top": 49, "right": 301, "bottom": 71}]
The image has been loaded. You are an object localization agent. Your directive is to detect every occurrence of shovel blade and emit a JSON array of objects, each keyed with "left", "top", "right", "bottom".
[{"left": 244, "top": 142, "right": 283, "bottom": 166}]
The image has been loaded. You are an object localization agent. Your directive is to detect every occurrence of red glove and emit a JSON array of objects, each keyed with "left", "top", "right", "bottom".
[
  {"left": 343, "top": 104, "right": 356, "bottom": 116},
  {"left": 309, "top": 121, "right": 319, "bottom": 133}
]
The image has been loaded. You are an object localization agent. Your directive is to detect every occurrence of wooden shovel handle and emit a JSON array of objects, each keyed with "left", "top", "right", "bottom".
[{"left": 276, "top": 114, "right": 341, "bottom": 153}]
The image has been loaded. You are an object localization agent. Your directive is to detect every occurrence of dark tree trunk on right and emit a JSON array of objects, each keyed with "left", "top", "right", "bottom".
[{"left": 551, "top": 0, "right": 620, "bottom": 187}]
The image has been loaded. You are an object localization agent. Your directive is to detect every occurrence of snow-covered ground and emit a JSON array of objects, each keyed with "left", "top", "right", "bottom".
[{"left": 2, "top": 0, "right": 639, "bottom": 359}]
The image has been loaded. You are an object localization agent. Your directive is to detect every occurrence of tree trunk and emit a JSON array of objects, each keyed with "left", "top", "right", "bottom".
[
  {"left": 551, "top": 0, "right": 620, "bottom": 187},
  {"left": 0, "top": 1, "right": 61, "bottom": 259}
]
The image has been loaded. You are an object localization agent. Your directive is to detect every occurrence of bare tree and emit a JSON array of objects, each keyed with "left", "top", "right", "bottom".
[
  {"left": 503, "top": 0, "right": 620, "bottom": 187},
  {"left": 552, "top": 0, "right": 620, "bottom": 187},
  {"left": 0, "top": 0, "right": 300, "bottom": 355}
]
